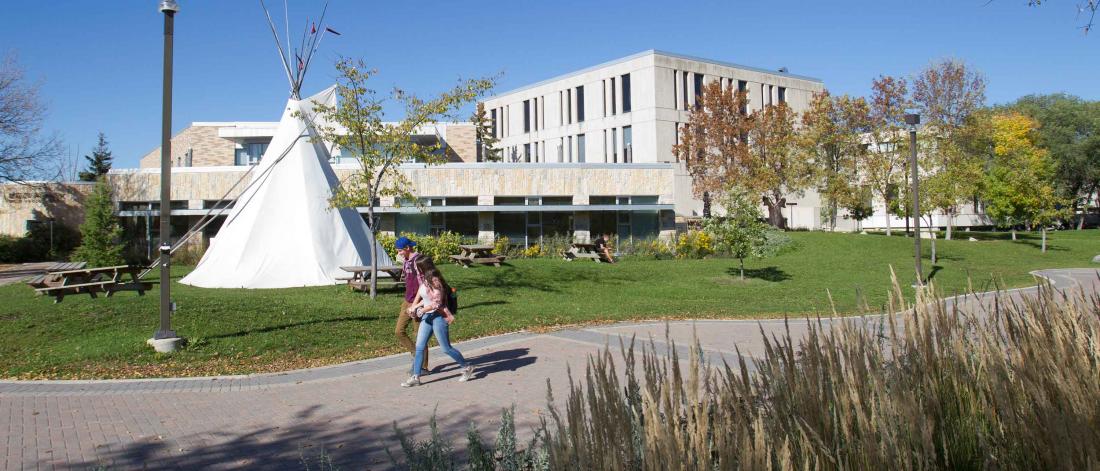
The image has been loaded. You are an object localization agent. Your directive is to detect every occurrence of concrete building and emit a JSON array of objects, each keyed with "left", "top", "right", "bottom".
[{"left": 12, "top": 50, "right": 1020, "bottom": 254}]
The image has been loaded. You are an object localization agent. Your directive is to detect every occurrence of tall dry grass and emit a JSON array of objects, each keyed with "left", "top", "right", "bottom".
[{"left": 537, "top": 276, "right": 1100, "bottom": 470}]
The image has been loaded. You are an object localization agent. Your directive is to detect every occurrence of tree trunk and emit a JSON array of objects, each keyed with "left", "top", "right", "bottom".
[
  {"left": 739, "top": 258, "right": 745, "bottom": 281},
  {"left": 829, "top": 200, "right": 838, "bottom": 232},
  {"left": 368, "top": 207, "right": 378, "bottom": 300},
  {"left": 945, "top": 209, "right": 953, "bottom": 241},
  {"left": 702, "top": 192, "right": 711, "bottom": 219},
  {"left": 884, "top": 198, "right": 892, "bottom": 236},
  {"left": 1011, "top": 228, "right": 1017, "bottom": 241},
  {"left": 764, "top": 195, "right": 786, "bottom": 230},
  {"left": 1041, "top": 227, "right": 1047, "bottom": 253},
  {"left": 930, "top": 232, "right": 937, "bottom": 264}
]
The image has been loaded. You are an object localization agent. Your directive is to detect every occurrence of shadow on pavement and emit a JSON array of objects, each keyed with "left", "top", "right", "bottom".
[{"left": 59, "top": 405, "right": 512, "bottom": 470}]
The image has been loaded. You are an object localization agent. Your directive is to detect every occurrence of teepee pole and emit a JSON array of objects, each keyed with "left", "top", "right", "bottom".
[{"left": 259, "top": 0, "right": 296, "bottom": 96}]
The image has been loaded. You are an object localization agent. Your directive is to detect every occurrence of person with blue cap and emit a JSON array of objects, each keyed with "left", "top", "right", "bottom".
[{"left": 394, "top": 236, "right": 428, "bottom": 372}]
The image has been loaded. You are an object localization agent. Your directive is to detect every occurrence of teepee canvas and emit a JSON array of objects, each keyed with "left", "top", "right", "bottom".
[
  {"left": 181, "top": 88, "right": 391, "bottom": 289},
  {"left": 181, "top": 4, "right": 390, "bottom": 288}
]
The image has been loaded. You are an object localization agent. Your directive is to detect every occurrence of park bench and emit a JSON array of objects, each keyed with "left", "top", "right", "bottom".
[
  {"left": 33, "top": 265, "right": 153, "bottom": 303},
  {"left": 340, "top": 265, "right": 405, "bottom": 292},
  {"left": 562, "top": 243, "right": 612, "bottom": 263},
  {"left": 449, "top": 244, "right": 506, "bottom": 268}
]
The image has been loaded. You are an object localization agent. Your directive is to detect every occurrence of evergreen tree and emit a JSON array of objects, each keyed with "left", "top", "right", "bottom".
[
  {"left": 71, "top": 179, "right": 124, "bottom": 266},
  {"left": 472, "top": 103, "right": 502, "bottom": 162},
  {"left": 78, "top": 132, "right": 113, "bottom": 182}
]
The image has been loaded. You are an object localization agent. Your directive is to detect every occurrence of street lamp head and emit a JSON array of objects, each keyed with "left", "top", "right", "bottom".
[
  {"left": 904, "top": 113, "right": 920, "bottom": 126},
  {"left": 159, "top": 0, "right": 179, "bottom": 13}
]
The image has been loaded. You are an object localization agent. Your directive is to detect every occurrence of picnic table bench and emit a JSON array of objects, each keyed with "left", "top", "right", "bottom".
[
  {"left": 33, "top": 265, "right": 154, "bottom": 303},
  {"left": 562, "top": 243, "right": 612, "bottom": 263},
  {"left": 449, "top": 244, "right": 506, "bottom": 268},
  {"left": 340, "top": 265, "right": 405, "bottom": 292},
  {"left": 24, "top": 261, "right": 88, "bottom": 288}
]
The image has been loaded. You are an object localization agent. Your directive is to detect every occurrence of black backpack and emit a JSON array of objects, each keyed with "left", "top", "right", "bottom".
[{"left": 447, "top": 287, "right": 459, "bottom": 316}]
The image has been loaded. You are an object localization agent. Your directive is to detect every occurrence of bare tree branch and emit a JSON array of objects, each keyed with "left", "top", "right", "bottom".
[{"left": 0, "top": 52, "right": 63, "bottom": 184}]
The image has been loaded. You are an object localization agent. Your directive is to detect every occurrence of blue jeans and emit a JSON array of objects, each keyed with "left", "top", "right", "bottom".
[{"left": 412, "top": 312, "right": 467, "bottom": 376}]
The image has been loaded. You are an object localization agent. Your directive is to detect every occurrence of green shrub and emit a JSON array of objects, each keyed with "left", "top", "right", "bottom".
[
  {"left": 674, "top": 230, "right": 714, "bottom": 259},
  {"left": 389, "top": 406, "right": 548, "bottom": 471},
  {"left": 377, "top": 232, "right": 397, "bottom": 260},
  {"left": 617, "top": 238, "right": 674, "bottom": 259},
  {"left": 0, "top": 222, "right": 80, "bottom": 263},
  {"left": 172, "top": 242, "right": 206, "bottom": 266}
]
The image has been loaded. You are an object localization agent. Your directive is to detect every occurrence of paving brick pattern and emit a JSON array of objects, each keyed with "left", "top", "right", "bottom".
[{"left": 0, "top": 269, "right": 1095, "bottom": 470}]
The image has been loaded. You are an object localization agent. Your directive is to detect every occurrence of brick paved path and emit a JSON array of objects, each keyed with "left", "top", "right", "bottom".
[{"left": 1, "top": 269, "right": 1096, "bottom": 470}]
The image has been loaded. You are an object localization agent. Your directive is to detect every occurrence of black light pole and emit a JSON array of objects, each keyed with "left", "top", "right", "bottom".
[
  {"left": 155, "top": 0, "right": 179, "bottom": 341},
  {"left": 905, "top": 113, "right": 922, "bottom": 284}
]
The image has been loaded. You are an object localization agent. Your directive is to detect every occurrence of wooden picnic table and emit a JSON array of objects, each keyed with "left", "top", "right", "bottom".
[
  {"left": 25, "top": 261, "right": 88, "bottom": 288},
  {"left": 449, "top": 244, "right": 506, "bottom": 268},
  {"left": 562, "top": 242, "right": 610, "bottom": 263},
  {"left": 33, "top": 264, "right": 154, "bottom": 303},
  {"left": 339, "top": 264, "right": 405, "bottom": 292}
]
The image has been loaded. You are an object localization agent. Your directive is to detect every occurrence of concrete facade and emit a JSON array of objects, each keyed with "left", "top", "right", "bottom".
[{"left": 480, "top": 50, "right": 826, "bottom": 220}]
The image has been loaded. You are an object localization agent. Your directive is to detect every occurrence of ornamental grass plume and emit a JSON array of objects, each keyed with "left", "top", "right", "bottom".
[{"left": 537, "top": 272, "right": 1100, "bottom": 470}]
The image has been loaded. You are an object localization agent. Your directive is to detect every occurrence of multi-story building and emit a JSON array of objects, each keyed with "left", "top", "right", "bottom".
[{"left": 4, "top": 50, "right": 889, "bottom": 252}]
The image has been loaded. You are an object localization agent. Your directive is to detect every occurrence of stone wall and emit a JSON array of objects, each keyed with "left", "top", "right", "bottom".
[
  {"left": 139, "top": 125, "right": 237, "bottom": 168},
  {"left": 0, "top": 183, "right": 94, "bottom": 237},
  {"left": 444, "top": 125, "right": 478, "bottom": 162}
]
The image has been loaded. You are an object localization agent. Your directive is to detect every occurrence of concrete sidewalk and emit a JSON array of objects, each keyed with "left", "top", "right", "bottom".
[{"left": 0, "top": 268, "right": 1096, "bottom": 470}]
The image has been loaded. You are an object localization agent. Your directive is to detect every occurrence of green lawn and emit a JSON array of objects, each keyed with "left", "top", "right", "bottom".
[{"left": 1, "top": 231, "right": 1096, "bottom": 379}]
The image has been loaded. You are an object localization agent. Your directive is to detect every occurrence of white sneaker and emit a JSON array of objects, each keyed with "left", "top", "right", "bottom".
[
  {"left": 458, "top": 366, "right": 474, "bottom": 382},
  {"left": 401, "top": 375, "right": 420, "bottom": 387}
]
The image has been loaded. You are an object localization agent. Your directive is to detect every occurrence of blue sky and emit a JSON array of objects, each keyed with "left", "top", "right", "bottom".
[{"left": 2, "top": 1, "right": 1097, "bottom": 169}]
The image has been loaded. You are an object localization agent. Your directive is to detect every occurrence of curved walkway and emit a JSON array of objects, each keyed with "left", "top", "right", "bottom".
[{"left": 1, "top": 268, "right": 1096, "bottom": 470}]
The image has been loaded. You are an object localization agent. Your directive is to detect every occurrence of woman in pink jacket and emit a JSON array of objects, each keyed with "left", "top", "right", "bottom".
[{"left": 401, "top": 256, "right": 474, "bottom": 387}]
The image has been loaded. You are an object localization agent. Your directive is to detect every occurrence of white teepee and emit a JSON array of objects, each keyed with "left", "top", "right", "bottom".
[{"left": 180, "top": 87, "right": 391, "bottom": 289}]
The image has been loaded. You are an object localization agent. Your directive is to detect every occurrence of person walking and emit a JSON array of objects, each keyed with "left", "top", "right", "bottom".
[
  {"left": 393, "top": 237, "right": 428, "bottom": 373},
  {"left": 401, "top": 255, "right": 474, "bottom": 387}
]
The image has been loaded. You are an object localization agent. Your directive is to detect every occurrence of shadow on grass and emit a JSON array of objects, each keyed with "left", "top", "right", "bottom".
[
  {"left": 925, "top": 265, "right": 943, "bottom": 283},
  {"left": 462, "top": 300, "right": 508, "bottom": 310},
  {"left": 206, "top": 315, "right": 382, "bottom": 340},
  {"left": 724, "top": 266, "right": 791, "bottom": 282}
]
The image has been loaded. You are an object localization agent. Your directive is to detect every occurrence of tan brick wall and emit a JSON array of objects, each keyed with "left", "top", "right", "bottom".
[
  {"left": 444, "top": 125, "right": 477, "bottom": 163},
  {"left": 0, "top": 183, "right": 94, "bottom": 237},
  {"left": 139, "top": 125, "right": 237, "bottom": 168}
]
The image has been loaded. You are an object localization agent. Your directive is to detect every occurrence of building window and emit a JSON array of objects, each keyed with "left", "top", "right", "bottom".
[
  {"left": 621, "top": 73, "right": 631, "bottom": 112},
  {"left": 610, "top": 77, "right": 617, "bottom": 115},
  {"left": 523, "top": 100, "right": 531, "bottom": 133},
  {"left": 693, "top": 73, "right": 704, "bottom": 108},
  {"left": 559, "top": 91, "right": 564, "bottom": 126},
  {"left": 622, "top": 126, "right": 632, "bottom": 163},
  {"left": 567, "top": 136, "right": 573, "bottom": 162},
  {"left": 490, "top": 108, "right": 498, "bottom": 139},
  {"left": 681, "top": 72, "right": 689, "bottom": 110},
  {"left": 738, "top": 80, "right": 749, "bottom": 114},
  {"left": 575, "top": 86, "right": 585, "bottom": 122},
  {"left": 672, "top": 70, "right": 679, "bottom": 109},
  {"left": 557, "top": 138, "right": 564, "bottom": 162},
  {"left": 577, "top": 134, "right": 586, "bottom": 163},
  {"left": 235, "top": 142, "right": 268, "bottom": 166},
  {"left": 612, "top": 128, "right": 618, "bottom": 163},
  {"left": 524, "top": 143, "right": 531, "bottom": 163},
  {"left": 778, "top": 86, "right": 787, "bottom": 104}
]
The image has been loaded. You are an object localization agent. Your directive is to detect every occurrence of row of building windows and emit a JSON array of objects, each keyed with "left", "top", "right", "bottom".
[
  {"left": 671, "top": 70, "right": 787, "bottom": 111},
  {"left": 494, "top": 73, "right": 636, "bottom": 139},
  {"left": 507, "top": 124, "right": 632, "bottom": 164},
  {"left": 393, "top": 209, "right": 661, "bottom": 245}
]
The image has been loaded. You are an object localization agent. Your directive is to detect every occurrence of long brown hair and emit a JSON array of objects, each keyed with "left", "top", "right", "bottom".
[{"left": 414, "top": 255, "right": 450, "bottom": 294}]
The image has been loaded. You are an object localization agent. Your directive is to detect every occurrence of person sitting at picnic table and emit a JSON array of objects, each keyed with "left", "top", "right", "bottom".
[
  {"left": 594, "top": 232, "right": 616, "bottom": 263},
  {"left": 393, "top": 237, "right": 428, "bottom": 373}
]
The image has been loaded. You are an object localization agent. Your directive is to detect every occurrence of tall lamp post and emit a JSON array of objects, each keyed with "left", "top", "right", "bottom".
[
  {"left": 905, "top": 112, "right": 922, "bottom": 285},
  {"left": 151, "top": 0, "right": 181, "bottom": 351}
]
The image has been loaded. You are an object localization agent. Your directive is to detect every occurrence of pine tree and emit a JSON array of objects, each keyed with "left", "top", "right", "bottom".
[
  {"left": 71, "top": 179, "right": 124, "bottom": 266},
  {"left": 78, "top": 132, "right": 113, "bottom": 182},
  {"left": 472, "top": 103, "right": 502, "bottom": 162}
]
